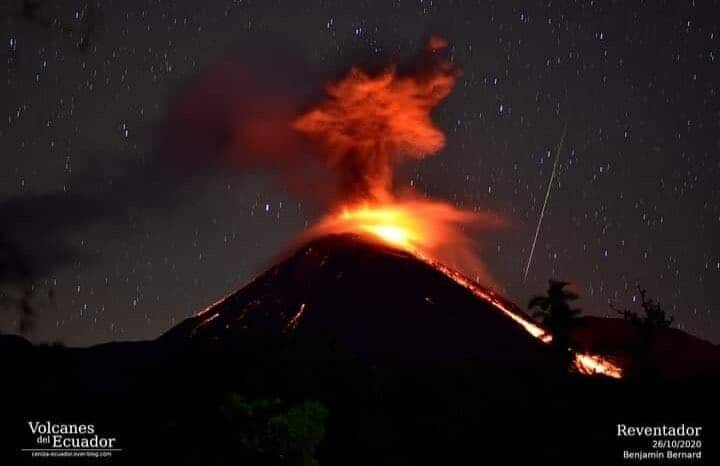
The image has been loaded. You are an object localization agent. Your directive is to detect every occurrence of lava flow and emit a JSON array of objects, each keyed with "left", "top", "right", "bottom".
[
  {"left": 307, "top": 203, "right": 623, "bottom": 379},
  {"left": 290, "top": 38, "right": 621, "bottom": 378}
]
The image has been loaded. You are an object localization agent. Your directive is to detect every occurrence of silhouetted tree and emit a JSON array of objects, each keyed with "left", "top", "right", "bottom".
[
  {"left": 529, "top": 280, "right": 582, "bottom": 371},
  {"left": 612, "top": 286, "right": 673, "bottom": 328},
  {"left": 611, "top": 285, "right": 673, "bottom": 379}
]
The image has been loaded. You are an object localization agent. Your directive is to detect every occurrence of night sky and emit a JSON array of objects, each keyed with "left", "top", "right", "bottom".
[{"left": 2, "top": 0, "right": 718, "bottom": 346}]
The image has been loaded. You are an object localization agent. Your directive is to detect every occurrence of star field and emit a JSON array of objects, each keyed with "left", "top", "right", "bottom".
[{"left": 1, "top": 0, "right": 718, "bottom": 345}]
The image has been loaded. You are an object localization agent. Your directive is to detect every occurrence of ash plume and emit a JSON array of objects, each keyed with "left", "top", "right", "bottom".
[{"left": 292, "top": 38, "right": 459, "bottom": 202}]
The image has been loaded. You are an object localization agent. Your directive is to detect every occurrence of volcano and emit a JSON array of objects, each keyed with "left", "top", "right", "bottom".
[
  {"left": 165, "top": 234, "right": 570, "bottom": 371},
  {"left": 4, "top": 234, "right": 719, "bottom": 466},
  {"left": 4, "top": 36, "right": 718, "bottom": 464}
]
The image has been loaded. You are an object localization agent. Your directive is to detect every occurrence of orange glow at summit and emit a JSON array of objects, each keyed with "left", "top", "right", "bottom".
[
  {"left": 292, "top": 37, "right": 497, "bottom": 283},
  {"left": 292, "top": 38, "right": 622, "bottom": 379},
  {"left": 304, "top": 200, "right": 501, "bottom": 286}
]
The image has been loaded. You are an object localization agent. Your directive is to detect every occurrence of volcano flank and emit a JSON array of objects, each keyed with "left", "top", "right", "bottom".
[
  {"left": 3, "top": 234, "right": 720, "bottom": 466},
  {"left": 3, "top": 34, "right": 719, "bottom": 466},
  {"left": 165, "top": 234, "right": 556, "bottom": 368}
]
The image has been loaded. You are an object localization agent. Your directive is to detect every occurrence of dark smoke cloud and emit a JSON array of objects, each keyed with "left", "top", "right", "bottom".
[
  {"left": 162, "top": 36, "right": 460, "bottom": 207},
  {"left": 2, "top": 36, "right": 451, "bottom": 280},
  {"left": 160, "top": 38, "right": 333, "bottom": 201},
  {"left": 1, "top": 36, "right": 327, "bottom": 278}
]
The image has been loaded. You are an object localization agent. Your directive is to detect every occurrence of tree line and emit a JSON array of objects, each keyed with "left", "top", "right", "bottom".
[{"left": 529, "top": 279, "right": 674, "bottom": 379}]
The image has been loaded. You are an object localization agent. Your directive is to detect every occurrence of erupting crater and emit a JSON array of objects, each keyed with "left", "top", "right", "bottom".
[{"left": 176, "top": 37, "right": 623, "bottom": 379}]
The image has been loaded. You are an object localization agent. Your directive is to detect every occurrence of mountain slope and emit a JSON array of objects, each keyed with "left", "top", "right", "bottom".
[
  {"left": 3, "top": 234, "right": 719, "bottom": 465},
  {"left": 572, "top": 315, "right": 720, "bottom": 380},
  {"left": 165, "top": 233, "right": 555, "bottom": 368}
]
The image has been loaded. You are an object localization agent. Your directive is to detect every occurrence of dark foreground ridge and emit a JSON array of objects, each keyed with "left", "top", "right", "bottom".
[{"left": 2, "top": 234, "right": 718, "bottom": 465}]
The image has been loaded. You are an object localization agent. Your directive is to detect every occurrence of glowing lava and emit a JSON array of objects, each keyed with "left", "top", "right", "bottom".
[
  {"left": 573, "top": 353, "right": 623, "bottom": 378},
  {"left": 335, "top": 205, "right": 419, "bottom": 248},
  {"left": 292, "top": 38, "right": 622, "bottom": 379},
  {"left": 306, "top": 203, "right": 623, "bottom": 379},
  {"left": 304, "top": 200, "right": 494, "bottom": 276},
  {"left": 426, "top": 256, "right": 623, "bottom": 378}
]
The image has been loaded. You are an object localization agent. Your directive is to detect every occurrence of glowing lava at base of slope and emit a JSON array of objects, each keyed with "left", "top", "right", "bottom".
[
  {"left": 289, "top": 38, "right": 621, "bottom": 379},
  {"left": 573, "top": 353, "right": 623, "bottom": 378},
  {"left": 307, "top": 203, "right": 623, "bottom": 379},
  {"left": 429, "top": 258, "right": 623, "bottom": 379}
]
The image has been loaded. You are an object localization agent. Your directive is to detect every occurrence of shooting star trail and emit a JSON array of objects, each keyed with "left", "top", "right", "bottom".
[{"left": 522, "top": 122, "right": 568, "bottom": 283}]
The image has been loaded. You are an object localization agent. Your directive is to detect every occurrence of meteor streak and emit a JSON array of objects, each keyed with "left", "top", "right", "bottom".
[
  {"left": 523, "top": 122, "right": 568, "bottom": 283},
  {"left": 224, "top": 38, "right": 621, "bottom": 378}
]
